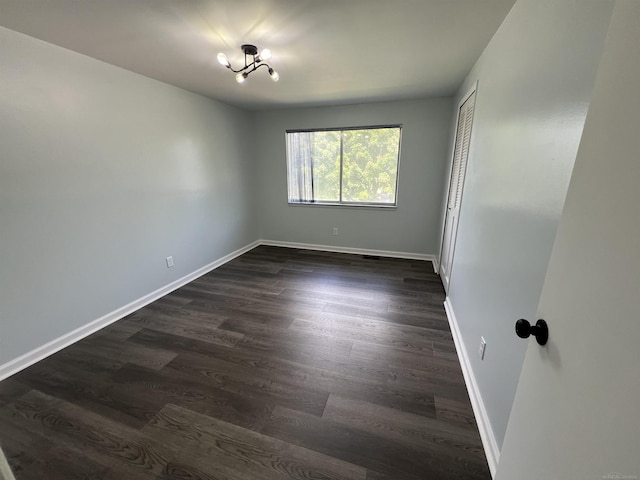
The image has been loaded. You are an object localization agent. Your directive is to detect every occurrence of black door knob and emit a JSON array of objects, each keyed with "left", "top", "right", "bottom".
[{"left": 515, "top": 319, "right": 548, "bottom": 346}]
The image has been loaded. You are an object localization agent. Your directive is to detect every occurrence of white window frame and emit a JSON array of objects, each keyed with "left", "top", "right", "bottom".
[{"left": 285, "top": 125, "right": 402, "bottom": 208}]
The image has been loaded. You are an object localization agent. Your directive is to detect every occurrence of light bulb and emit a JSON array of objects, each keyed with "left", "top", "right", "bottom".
[
  {"left": 217, "top": 52, "right": 230, "bottom": 68},
  {"left": 259, "top": 48, "right": 272, "bottom": 61},
  {"left": 236, "top": 72, "right": 247, "bottom": 83},
  {"left": 268, "top": 68, "right": 279, "bottom": 82}
]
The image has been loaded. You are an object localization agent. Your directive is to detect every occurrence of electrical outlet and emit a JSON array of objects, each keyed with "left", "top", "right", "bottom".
[
  {"left": 166, "top": 256, "right": 174, "bottom": 268},
  {"left": 479, "top": 337, "right": 487, "bottom": 360},
  {"left": 333, "top": 227, "right": 338, "bottom": 236}
]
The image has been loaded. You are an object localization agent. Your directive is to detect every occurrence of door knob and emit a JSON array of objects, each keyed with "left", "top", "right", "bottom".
[{"left": 515, "top": 319, "right": 548, "bottom": 346}]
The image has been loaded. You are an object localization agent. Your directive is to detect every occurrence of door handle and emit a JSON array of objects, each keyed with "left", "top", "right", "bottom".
[{"left": 515, "top": 319, "right": 548, "bottom": 346}]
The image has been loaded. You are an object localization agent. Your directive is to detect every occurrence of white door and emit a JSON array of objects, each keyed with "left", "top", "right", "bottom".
[
  {"left": 496, "top": 4, "right": 640, "bottom": 478},
  {"left": 440, "top": 87, "right": 476, "bottom": 292}
]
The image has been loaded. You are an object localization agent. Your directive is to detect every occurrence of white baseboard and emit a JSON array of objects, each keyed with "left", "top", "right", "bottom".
[
  {"left": 259, "top": 239, "right": 436, "bottom": 268},
  {"left": 444, "top": 297, "right": 500, "bottom": 477},
  {"left": 0, "top": 240, "right": 260, "bottom": 381}
]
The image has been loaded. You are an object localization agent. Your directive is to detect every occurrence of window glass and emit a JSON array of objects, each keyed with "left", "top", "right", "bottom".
[{"left": 286, "top": 126, "right": 401, "bottom": 206}]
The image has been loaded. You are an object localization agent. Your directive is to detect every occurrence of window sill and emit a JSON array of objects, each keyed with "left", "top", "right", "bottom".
[{"left": 287, "top": 202, "right": 397, "bottom": 210}]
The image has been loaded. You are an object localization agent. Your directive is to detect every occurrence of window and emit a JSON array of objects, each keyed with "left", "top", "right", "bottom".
[{"left": 286, "top": 125, "right": 402, "bottom": 206}]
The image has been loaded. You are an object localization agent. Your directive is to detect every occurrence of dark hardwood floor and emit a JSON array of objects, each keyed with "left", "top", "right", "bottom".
[{"left": 0, "top": 246, "right": 490, "bottom": 479}]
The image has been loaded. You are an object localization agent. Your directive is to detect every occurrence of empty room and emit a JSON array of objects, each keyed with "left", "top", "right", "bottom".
[{"left": 1, "top": 1, "right": 639, "bottom": 479}]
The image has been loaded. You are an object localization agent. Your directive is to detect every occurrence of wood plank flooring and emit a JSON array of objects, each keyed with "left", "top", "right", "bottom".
[{"left": 0, "top": 246, "right": 490, "bottom": 479}]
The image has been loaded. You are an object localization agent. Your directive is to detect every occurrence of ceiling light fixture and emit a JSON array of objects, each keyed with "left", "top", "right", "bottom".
[{"left": 217, "top": 44, "right": 279, "bottom": 83}]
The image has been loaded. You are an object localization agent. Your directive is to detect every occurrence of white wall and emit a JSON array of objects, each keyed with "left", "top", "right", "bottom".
[
  {"left": 253, "top": 99, "right": 453, "bottom": 256},
  {"left": 444, "top": 0, "right": 613, "bottom": 454},
  {"left": 0, "top": 27, "right": 257, "bottom": 366}
]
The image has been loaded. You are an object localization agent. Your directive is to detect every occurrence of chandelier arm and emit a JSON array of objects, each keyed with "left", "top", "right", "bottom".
[
  {"left": 227, "top": 65, "right": 246, "bottom": 74},
  {"left": 228, "top": 61, "right": 271, "bottom": 76},
  {"left": 227, "top": 63, "right": 255, "bottom": 74},
  {"left": 251, "top": 63, "right": 271, "bottom": 73}
]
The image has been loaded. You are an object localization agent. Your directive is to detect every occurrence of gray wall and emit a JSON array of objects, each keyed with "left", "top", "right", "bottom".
[
  {"left": 253, "top": 99, "right": 453, "bottom": 256},
  {"left": 444, "top": 0, "right": 614, "bottom": 451},
  {"left": 497, "top": 2, "right": 640, "bottom": 475},
  {"left": 0, "top": 27, "right": 257, "bottom": 365}
]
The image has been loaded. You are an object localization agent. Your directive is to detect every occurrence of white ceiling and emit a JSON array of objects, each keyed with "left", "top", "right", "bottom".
[{"left": 0, "top": 0, "right": 515, "bottom": 110}]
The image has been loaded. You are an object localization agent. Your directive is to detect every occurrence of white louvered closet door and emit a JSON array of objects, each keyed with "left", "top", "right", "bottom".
[{"left": 440, "top": 89, "right": 476, "bottom": 292}]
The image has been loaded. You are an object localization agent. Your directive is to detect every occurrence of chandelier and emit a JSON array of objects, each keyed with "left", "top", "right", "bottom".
[{"left": 217, "top": 44, "right": 279, "bottom": 83}]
